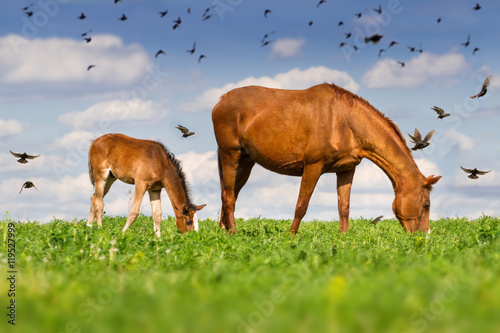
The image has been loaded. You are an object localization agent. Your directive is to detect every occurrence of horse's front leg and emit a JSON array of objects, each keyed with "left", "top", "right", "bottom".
[
  {"left": 148, "top": 189, "right": 162, "bottom": 237},
  {"left": 289, "top": 163, "right": 323, "bottom": 235},
  {"left": 336, "top": 168, "right": 356, "bottom": 232}
]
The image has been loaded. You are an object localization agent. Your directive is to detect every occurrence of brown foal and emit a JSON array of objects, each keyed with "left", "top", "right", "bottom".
[{"left": 87, "top": 133, "right": 206, "bottom": 236}]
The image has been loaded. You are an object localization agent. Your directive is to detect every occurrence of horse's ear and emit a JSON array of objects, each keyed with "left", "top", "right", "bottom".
[
  {"left": 423, "top": 175, "right": 441, "bottom": 189},
  {"left": 182, "top": 204, "right": 190, "bottom": 215},
  {"left": 195, "top": 204, "right": 207, "bottom": 211}
]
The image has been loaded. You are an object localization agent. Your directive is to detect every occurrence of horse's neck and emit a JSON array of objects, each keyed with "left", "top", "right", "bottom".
[
  {"left": 162, "top": 166, "right": 189, "bottom": 214},
  {"left": 360, "top": 129, "right": 423, "bottom": 191}
]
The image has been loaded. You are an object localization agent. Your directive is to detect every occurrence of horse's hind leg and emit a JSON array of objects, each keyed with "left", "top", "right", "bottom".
[
  {"left": 218, "top": 148, "right": 253, "bottom": 234},
  {"left": 88, "top": 171, "right": 116, "bottom": 227},
  {"left": 122, "top": 182, "right": 147, "bottom": 233}
]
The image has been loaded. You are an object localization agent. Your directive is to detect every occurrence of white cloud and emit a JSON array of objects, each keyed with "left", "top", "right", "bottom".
[
  {"left": 270, "top": 38, "right": 305, "bottom": 59},
  {"left": 0, "top": 118, "right": 23, "bottom": 137},
  {"left": 182, "top": 66, "right": 359, "bottom": 112},
  {"left": 0, "top": 34, "right": 154, "bottom": 100},
  {"left": 444, "top": 129, "right": 474, "bottom": 151},
  {"left": 362, "top": 52, "right": 469, "bottom": 89},
  {"left": 58, "top": 99, "right": 168, "bottom": 130}
]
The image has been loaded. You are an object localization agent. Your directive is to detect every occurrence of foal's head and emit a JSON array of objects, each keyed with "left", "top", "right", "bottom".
[
  {"left": 392, "top": 175, "right": 441, "bottom": 233},
  {"left": 176, "top": 204, "right": 207, "bottom": 232}
]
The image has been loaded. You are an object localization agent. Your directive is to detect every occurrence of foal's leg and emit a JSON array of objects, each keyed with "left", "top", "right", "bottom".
[
  {"left": 289, "top": 163, "right": 323, "bottom": 235},
  {"left": 148, "top": 189, "right": 162, "bottom": 237},
  {"left": 122, "top": 182, "right": 147, "bottom": 233},
  {"left": 336, "top": 168, "right": 356, "bottom": 233},
  {"left": 94, "top": 176, "right": 116, "bottom": 227}
]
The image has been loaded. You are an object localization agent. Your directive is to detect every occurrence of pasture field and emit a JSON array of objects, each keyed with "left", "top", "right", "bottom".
[{"left": 1, "top": 215, "right": 499, "bottom": 333}]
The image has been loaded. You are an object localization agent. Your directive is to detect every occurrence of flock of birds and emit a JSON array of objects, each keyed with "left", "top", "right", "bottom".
[{"left": 13, "top": 2, "right": 495, "bottom": 225}]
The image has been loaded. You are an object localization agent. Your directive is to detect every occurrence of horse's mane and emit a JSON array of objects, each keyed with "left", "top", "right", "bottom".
[
  {"left": 156, "top": 141, "right": 193, "bottom": 205},
  {"left": 324, "top": 83, "right": 414, "bottom": 158}
]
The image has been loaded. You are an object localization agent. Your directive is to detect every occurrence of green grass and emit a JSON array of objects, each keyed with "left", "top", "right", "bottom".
[{"left": 1, "top": 214, "right": 499, "bottom": 333}]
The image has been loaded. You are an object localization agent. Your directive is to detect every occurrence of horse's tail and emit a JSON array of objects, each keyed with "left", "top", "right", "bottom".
[{"left": 216, "top": 148, "right": 223, "bottom": 187}]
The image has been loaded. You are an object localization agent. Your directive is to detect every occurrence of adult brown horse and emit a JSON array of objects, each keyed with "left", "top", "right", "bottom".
[
  {"left": 87, "top": 133, "right": 206, "bottom": 236},
  {"left": 212, "top": 83, "right": 441, "bottom": 234}
]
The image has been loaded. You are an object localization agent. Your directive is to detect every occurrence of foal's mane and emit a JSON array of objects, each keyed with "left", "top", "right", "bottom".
[
  {"left": 156, "top": 142, "right": 193, "bottom": 205},
  {"left": 324, "top": 83, "right": 413, "bottom": 158}
]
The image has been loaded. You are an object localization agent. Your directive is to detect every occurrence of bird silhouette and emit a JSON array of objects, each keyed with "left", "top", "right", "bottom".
[
  {"left": 155, "top": 50, "right": 166, "bottom": 58},
  {"left": 408, "top": 45, "right": 416, "bottom": 52},
  {"left": 354, "top": 12, "right": 363, "bottom": 19},
  {"left": 378, "top": 49, "right": 385, "bottom": 58},
  {"left": 25, "top": 11, "right": 34, "bottom": 17},
  {"left": 470, "top": 75, "right": 492, "bottom": 99},
  {"left": 317, "top": 0, "right": 327, "bottom": 8},
  {"left": 87, "top": 65, "right": 96, "bottom": 71},
  {"left": 83, "top": 37, "right": 92, "bottom": 43},
  {"left": 264, "top": 9, "right": 272, "bottom": 18},
  {"left": 437, "top": 17, "right": 442, "bottom": 23},
  {"left": 22, "top": 4, "right": 34, "bottom": 11},
  {"left": 186, "top": 42, "right": 196, "bottom": 54},
  {"left": 373, "top": 5, "right": 382, "bottom": 15},
  {"left": 198, "top": 54, "right": 206, "bottom": 63},
  {"left": 118, "top": 14, "right": 127, "bottom": 21},
  {"left": 344, "top": 32, "right": 352, "bottom": 39},
  {"left": 81, "top": 29, "right": 93, "bottom": 37},
  {"left": 19, "top": 181, "right": 38, "bottom": 194},
  {"left": 364, "top": 34, "right": 383, "bottom": 44},
  {"left": 461, "top": 35, "right": 470, "bottom": 47},
  {"left": 431, "top": 106, "right": 451, "bottom": 119},
  {"left": 10, "top": 151, "right": 40, "bottom": 164},
  {"left": 368, "top": 215, "right": 384, "bottom": 225},
  {"left": 176, "top": 125, "right": 195, "bottom": 138},
  {"left": 408, "top": 129, "right": 435, "bottom": 151},
  {"left": 338, "top": 21, "right": 344, "bottom": 26},
  {"left": 173, "top": 17, "right": 182, "bottom": 30},
  {"left": 159, "top": 10, "right": 168, "bottom": 18},
  {"left": 261, "top": 31, "right": 275, "bottom": 44},
  {"left": 473, "top": 3, "right": 481, "bottom": 10},
  {"left": 397, "top": 61, "right": 405, "bottom": 67},
  {"left": 77, "top": 12, "right": 86, "bottom": 20},
  {"left": 472, "top": 47, "right": 480, "bottom": 56},
  {"left": 460, "top": 166, "right": 490, "bottom": 179},
  {"left": 388, "top": 41, "right": 398, "bottom": 48},
  {"left": 308, "top": 20, "right": 314, "bottom": 27}
]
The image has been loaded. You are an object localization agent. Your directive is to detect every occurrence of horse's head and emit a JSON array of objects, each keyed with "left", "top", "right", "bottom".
[
  {"left": 392, "top": 175, "right": 441, "bottom": 233},
  {"left": 176, "top": 204, "right": 207, "bottom": 232}
]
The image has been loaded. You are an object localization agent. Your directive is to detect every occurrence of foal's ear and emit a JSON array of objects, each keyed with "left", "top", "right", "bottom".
[
  {"left": 182, "top": 205, "right": 191, "bottom": 215},
  {"left": 195, "top": 204, "right": 207, "bottom": 211},
  {"left": 423, "top": 175, "right": 442, "bottom": 189}
]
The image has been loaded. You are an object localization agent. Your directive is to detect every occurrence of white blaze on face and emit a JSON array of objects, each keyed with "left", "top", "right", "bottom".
[{"left": 193, "top": 213, "right": 199, "bottom": 232}]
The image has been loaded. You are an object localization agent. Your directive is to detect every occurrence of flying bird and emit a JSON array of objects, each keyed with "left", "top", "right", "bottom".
[
  {"left": 460, "top": 166, "right": 490, "bottom": 179},
  {"left": 431, "top": 106, "right": 451, "bottom": 119},
  {"left": 373, "top": 5, "right": 382, "bottom": 15},
  {"left": 317, "top": 0, "right": 327, "bottom": 8},
  {"left": 354, "top": 12, "right": 363, "bottom": 19},
  {"left": 186, "top": 42, "right": 196, "bottom": 54},
  {"left": 388, "top": 41, "right": 398, "bottom": 48},
  {"left": 87, "top": 65, "right": 96, "bottom": 71},
  {"left": 202, "top": 14, "right": 212, "bottom": 21},
  {"left": 470, "top": 75, "right": 492, "bottom": 99},
  {"left": 408, "top": 129, "right": 435, "bottom": 151},
  {"left": 472, "top": 47, "right": 480, "bottom": 56},
  {"left": 368, "top": 215, "right": 384, "bottom": 225},
  {"left": 83, "top": 36, "right": 92, "bottom": 43},
  {"left": 159, "top": 10, "right": 168, "bottom": 17},
  {"left": 155, "top": 50, "right": 166, "bottom": 58},
  {"left": 114, "top": 0, "right": 122, "bottom": 3},
  {"left": 198, "top": 54, "right": 206, "bottom": 63},
  {"left": 19, "top": 181, "right": 38, "bottom": 194},
  {"left": 397, "top": 61, "right": 405, "bottom": 67},
  {"left": 81, "top": 29, "right": 93, "bottom": 37},
  {"left": 437, "top": 17, "right": 442, "bottom": 23},
  {"left": 338, "top": 21, "right": 344, "bottom": 26},
  {"left": 118, "top": 14, "right": 127, "bottom": 21},
  {"left": 364, "top": 34, "right": 383, "bottom": 44},
  {"left": 22, "top": 4, "right": 34, "bottom": 11},
  {"left": 461, "top": 35, "right": 471, "bottom": 47},
  {"left": 264, "top": 9, "right": 272, "bottom": 18},
  {"left": 77, "top": 12, "right": 86, "bottom": 20},
  {"left": 308, "top": 20, "right": 313, "bottom": 27},
  {"left": 173, "top": 17, "right": 182, "bottom": 30},
  {"left": 378, "top": 49, "right": 385, "bottom": 58},
  {"left": 10, "top": 151, "right": 40, "bottom": 164},
  {"left": 261, "top": 31, "right": 275, "bottom": 44},
  {"left": 176, "top": 125, "right": 195, "bottom": 138},
  {"left": 344, "top": 32, "right": 352, "bottom": 39},
  {"left": 25, "top": 11, "right": 34, "bottom": 17},
  {"left": 473, "top": 3, "right": 481, "bottom": 10},
  {"left": 408, "top": 45, "right": 416, "bottom": 52}
]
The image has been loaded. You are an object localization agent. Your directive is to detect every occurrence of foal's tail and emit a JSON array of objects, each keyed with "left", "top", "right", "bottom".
[{"left": 88, "top": 158, "right": 95, "bottom": 187}]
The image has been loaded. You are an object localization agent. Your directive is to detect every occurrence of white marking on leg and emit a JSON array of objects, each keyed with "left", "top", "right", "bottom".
[{"left": 193, "top": 213, "right": 199, "bottom": 232}]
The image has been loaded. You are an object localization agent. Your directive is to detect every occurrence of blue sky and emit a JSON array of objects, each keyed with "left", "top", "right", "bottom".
[{"left": 1, "top": 0, "right": 499, "bottom": 225}]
